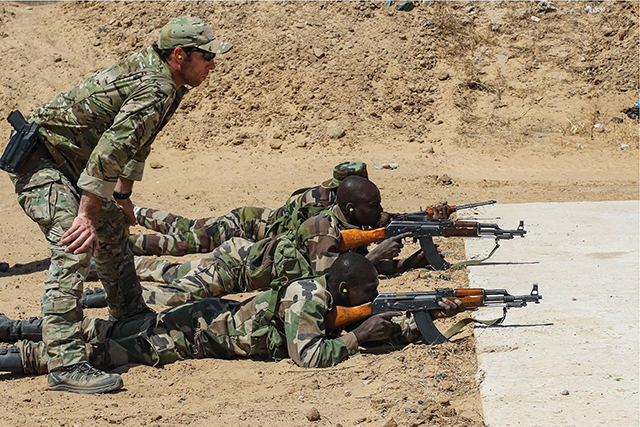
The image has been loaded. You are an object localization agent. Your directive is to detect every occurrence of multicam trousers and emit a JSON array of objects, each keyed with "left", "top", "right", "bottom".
[
  {"left": 10, "top": 157, "right": 147, "bottom": 371},
  {"left": 128, "top": 206, "right": 273, "bottom": 256},
  {"left": 134, "top": 237, "right": 276, "bottom": 306},
  {"left": 17, "top": 298, "right": 261, "bottom": 375}
]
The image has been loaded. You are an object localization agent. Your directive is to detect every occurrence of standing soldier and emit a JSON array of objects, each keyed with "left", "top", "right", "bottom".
[{"left": 2, "top": 16, "right": 232, "bottom": 393}]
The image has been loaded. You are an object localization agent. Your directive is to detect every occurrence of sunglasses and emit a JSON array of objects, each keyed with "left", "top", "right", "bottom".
[{"left": 195, "top": 49, "right": 216, "bottom": 62}]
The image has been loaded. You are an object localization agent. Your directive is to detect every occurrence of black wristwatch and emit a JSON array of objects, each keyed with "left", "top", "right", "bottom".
[{"left": 112, "top": 191, "right": 132, "bottom": 200}]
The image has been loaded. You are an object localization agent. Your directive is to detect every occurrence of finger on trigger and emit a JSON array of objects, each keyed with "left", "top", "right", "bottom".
[{"left": 381, "top": 311, "right": 402, "bottom": 320}]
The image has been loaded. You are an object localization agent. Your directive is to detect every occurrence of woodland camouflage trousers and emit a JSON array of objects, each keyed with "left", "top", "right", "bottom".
[{"left": 128, "top": 206, "right": 273, "bottom": 256}]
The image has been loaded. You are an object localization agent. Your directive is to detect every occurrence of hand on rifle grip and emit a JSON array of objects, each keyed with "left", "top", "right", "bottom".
[
  {"left": 431, "top": 298, "right": 466, "bottom": 319},
  {"left": 353, "top": 311, "right": 402, "bottom": 343}
]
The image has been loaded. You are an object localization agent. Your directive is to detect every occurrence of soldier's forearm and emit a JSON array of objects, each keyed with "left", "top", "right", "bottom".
[
  {"left": 77, "top": 191, "right": 103, "bottom": 222},
  {"left": 114, "top": 177, "right": 134, "bottom": 195}
]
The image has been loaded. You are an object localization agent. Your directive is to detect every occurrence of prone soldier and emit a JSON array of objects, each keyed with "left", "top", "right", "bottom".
[
  {"left": 0, "top": 253, "right": 465, "bottom": 372},
  {"left": 128, "top": 161, "right": 369, "bottom": 256}
]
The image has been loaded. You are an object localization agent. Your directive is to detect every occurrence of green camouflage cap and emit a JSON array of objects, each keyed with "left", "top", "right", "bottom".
[
  {"left": 322, "top": 161, "right": 369, "bottom": 188},
  {"left": 158, "top": 16, "right": 233, "bottom": 54}
]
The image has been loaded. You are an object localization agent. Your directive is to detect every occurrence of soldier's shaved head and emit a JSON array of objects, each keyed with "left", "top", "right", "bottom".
[
  {"left": 337, "top": 176, "right": 384, "bottom": 228},
  {"left": 337, "top": 176, "right": 378, "bottom": 207},
  {"left": 327, "top": 253, "right": 379, "bottom": 306}
]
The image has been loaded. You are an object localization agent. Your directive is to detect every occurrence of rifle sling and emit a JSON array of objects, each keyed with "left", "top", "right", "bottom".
[
  {"left": 447, "top": 241, "right": 501, "bottom": 270},
  {"left": 443, "top": 308, "right": 507, "bottom": 340}
]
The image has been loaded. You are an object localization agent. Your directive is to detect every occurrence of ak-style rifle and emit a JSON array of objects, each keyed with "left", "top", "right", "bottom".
[
  {"left": 339, "top": 201, "right": 526, "bottom": 269},
  {"left": 325, "top": 285, "right": 542, "bottom": 344}
]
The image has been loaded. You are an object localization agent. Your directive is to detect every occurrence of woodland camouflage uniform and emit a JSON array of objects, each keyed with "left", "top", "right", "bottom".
[
  {"left": 132, "top": 195, "right": 396, "bottom": 307},
  {"left": 128, "top": 161, "right": 369, "bottom": 256},
  {"left": 15, "top": 276, "right": 422, "bottom": 372}
]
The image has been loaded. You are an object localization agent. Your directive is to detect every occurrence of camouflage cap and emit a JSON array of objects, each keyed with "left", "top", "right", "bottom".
[
  {"left": 158, "top": 16, "right": 233, "bottom": 54},
  {"left": 321, "top": 161, "right": 369, "bottom": 188}
]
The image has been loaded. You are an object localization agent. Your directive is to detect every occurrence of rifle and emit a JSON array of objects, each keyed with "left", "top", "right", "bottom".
[
  {"left": 397, "top": 200, "right": 497, "bottom": 221},
  {"left": 324, "top": 285, "right": 542, "bottom": 344},
  {"left": 339, "top": 218, "right": 526, "bottom": 270}
]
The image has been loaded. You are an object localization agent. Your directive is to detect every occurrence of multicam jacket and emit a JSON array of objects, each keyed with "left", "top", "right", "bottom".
[{"left": 32, "top": 46, "right": 187, "bottom": 199}]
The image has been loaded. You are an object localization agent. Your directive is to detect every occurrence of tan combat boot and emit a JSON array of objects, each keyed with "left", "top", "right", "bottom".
[{"left": 47, "top": 362, "right": 123, "bottom": 394}]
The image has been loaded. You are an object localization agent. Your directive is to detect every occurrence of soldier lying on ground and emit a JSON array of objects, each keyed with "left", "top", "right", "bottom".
[
  {"left": 0, "top": 253, "right": 465, "bottom": 372},
  {"left": 80, "top": 176, "right": 453, "bottom": 307},
  {"left": 128, "top": 161, "right": 370, "bottom": 256}
]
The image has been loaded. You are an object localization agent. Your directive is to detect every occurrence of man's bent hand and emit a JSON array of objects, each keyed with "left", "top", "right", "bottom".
[
  {"left": 59, "top": 191, "right": 103, "bottom": 255},
  {"left": 115, "top": 198, "right": 137, "bottom": 226},
  {"left": 60, "top": 215, "right": 99, "bottom": 255}
]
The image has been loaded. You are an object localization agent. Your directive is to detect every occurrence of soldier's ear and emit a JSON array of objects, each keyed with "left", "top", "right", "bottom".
[
  {"left": 339, "top": 281, "right": 349, "bottom": 295},
  {"left": 345, "top": 203, "right": 355, "bottom": 214}
]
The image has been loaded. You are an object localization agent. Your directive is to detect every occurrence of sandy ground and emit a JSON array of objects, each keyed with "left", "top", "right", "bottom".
[{"left": 0, "top": 1, "right": 637, "bottom": 426}]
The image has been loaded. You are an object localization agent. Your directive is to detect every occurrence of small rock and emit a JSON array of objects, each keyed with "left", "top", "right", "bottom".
[
  {"left": 392, "top": 103, "right": 402, "bottom": 112},
  {"left": 612, "top": 117, "right": 623, "bottom": 124},
  {"left": 320, "top": 111, "right": 335, "bottom": 121},
  {"left": 424, "top": 146, "right": 435, "bottom": 154},
  {"left": 313, "top": 47, "right": 325, "bottom": 59},
  {"left": 560, "top": 390, "right": 570, "bottom": 396},
  {"left": 54, "top": 57, "right": 62, "bottom": 63},
  {"left": 344, "top": 390, "right": 352, "bottom": 397},
  {"left": 93, "top": 41, "right": 101, "bottom": 47},
  {"left": 271, "top": 128, "right": 283, "bottom": 139},
  {"left": 357, "top": 416, "right": 367, "bottom": 423},
  {"left": 603, "top": 27, "right": 615, "bottom": 37},
  {"left": 439, "top": 407, "right": 457, "bottom": 417},
  {"left": 232, "top": 139, "right": 244, "bottom": 146},
  {"left": 439, "top": 175, "right": 453, "bottom": 186},
  {"left": 437, "top": 72, "right": 450, "bottom": 81},
  {"left": 149, "top": 161, "right": 163, "bottom": 169},
  {"left": 269, "top": 139, "right": 282, "bottom": 150},
  {"left": 437, "top": 398, "right": 451, "bottom": 406},
  {"left": 392, "top": 120, "right": 404, "bottom": 129},
  {"left": 618, "top": 28, "right": 628, "bottom": 41},
  {"left": 306, "top": 408, "right": 321, "bottom": 421},
  {"left": 383, "top": 419, "right": 397, "bottom": 427},
  {"left": 326, "top": 123, "right": 346, "bottom": 139}
]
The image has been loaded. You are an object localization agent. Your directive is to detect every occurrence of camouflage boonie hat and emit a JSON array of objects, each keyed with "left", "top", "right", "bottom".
[
  {"left": 321, "top": 161, "right": 369, "bottom": 188},
  {"left": 158, "top": 16, "right": 233, "bottom": 54}
]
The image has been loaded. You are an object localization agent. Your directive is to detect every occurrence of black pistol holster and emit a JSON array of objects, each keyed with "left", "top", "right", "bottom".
[{"left": 0, "top": 110, "right": 41, "bottom": 173}]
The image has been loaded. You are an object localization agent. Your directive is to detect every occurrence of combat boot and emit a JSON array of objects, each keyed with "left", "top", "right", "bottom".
[
  {"left": 79, "top": 288, "right": 108, "bottom": 309},
  {"left": 0, "top": 313, "right": 43, "bottom": 342},
  {"left": 0, "top": 345, "right": 24, "bottom": 373},
  {"left": 47, "top": 362, "right": 123, "bottom": 394}
]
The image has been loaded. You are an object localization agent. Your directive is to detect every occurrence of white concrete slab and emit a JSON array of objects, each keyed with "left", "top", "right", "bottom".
[{"left": 463, "top": 201, "right": 639, "bottom": 427}]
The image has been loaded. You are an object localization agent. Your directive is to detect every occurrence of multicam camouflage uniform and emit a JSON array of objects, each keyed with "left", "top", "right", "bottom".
[
  {"left": 16, "top": 276, "right": 422, "bottom": 372},
  {"left": 8, "top": 45, "right": 187, "bottom": 371},
  {"left": 128, "top": 161, "right": 370, "bottom": 256}
]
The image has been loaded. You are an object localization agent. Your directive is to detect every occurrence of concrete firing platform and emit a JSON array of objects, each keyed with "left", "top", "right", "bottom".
[{"left": 463, "top": 201, "right": 639, "bottom": 427}]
